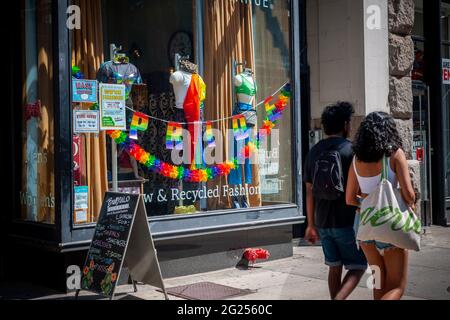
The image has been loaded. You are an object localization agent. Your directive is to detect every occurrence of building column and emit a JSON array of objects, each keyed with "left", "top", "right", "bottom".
[
  {"left": 388, "top": 0, "right": 423, "bottom": 220},
  {"left": 307, "top": 0, "right": 390, "bottom": 134},
  {"left": 388, "top": 0, "right": 415, "bottom": 158}
]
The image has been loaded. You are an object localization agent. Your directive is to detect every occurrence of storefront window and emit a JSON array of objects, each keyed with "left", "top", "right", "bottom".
[
  {"left": 443, "top": 43, "right": 450, "bottom": 198},
  {"left": 71, "top": 0, "right": 294, "bottom": 223},
  {"left": 18, "top": 0, "right": 55, "bottom": 224},
  {"left": 412, "top": 0, "right": 424, "bottom": 82}
]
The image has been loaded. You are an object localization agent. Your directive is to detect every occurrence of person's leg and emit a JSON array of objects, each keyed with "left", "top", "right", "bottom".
[
  {"left": 334, "top": 269, "right": 365, "bottom": 300},
  {"left": 317, "top": 229, "right": 344, "bottom": 300},
  {"left": 381, "top": 248, "right": 408, "bottom": 300},
  {"left": 360, "top": 242, "right": 386, "bottom": 300},
  {"left": 333, "top": 228, "right": 367, "bottom": 300},
  {"left": 328, "top": 266, "right": 343, "bottom": 300}
]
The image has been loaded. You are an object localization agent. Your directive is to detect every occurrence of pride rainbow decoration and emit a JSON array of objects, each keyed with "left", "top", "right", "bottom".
[
  {"left": 108, "top": 83, "right": 291, "bottom": 182},
  {"left": 166, "top": 122, "right": 184, "bottom": 150},
  {"left": 248, "top": 83, "right": 291, "bottom": 158},
  {"left": 108, "top": 130, "right": 236, "bottom": 183},
  {"left": 205, "top": 122, "right": 216, "bottom": 148},
  {"left": 232, "top": 115, "right": 249, "bottom": 141},
  {"left": 129, "top": 112, "right": 149, "bottom": 140}
]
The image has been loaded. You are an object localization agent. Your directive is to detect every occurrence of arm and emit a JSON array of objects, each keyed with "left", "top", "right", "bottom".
[
  {"left": 234, "top": 74, "right": 243, "bottom": 87},
  {"left": 346, "top": 161, "right": 361, "bottom": 208},
  {"left": 170, "top": 71, "right": 184, "bottom": 85},
  {"left": 393, "top": 149, "right": 416, "bottom": 207},
  {"left": 305, "top": 183, "right": 319, "bottom": 244}
]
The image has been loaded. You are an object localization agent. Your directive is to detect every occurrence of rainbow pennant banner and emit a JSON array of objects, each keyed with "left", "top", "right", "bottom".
[
  {"left": 107, "top": 83, "right": 291, "bottom": 182},
  {"left": 129, "top": 112, "right": 149, "bottom": 140},
  {"left": 232, "top": 115, "right": 249, "bottom": 141},
  {"left": 205, "top": 122, "right": 216, "bottom": 148},
  {"left": 264, "top": 99, "right": 282, "bottom": 122},
  {"left": 166, "top": 122, "right": 184, "bottom": 150}
]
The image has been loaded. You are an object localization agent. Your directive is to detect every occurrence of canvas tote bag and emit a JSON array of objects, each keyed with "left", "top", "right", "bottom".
[{"left": 356, "top": 156, "right": 422, "bottom": 251}]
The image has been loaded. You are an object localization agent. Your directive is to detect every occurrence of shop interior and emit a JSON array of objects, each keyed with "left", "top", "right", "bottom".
[{"left": 70, "top": 0, "right": 295, "bottom": 223}]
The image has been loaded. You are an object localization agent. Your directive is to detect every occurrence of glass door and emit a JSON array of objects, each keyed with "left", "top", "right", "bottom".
[
  {"left": 442, "top": 44, "right": 450, "bottom": 221},
  {"left": 412, "top": 81, "right": 432, "bottom": 224}
]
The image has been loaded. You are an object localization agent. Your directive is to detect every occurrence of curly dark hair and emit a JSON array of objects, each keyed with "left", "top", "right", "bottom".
[
  {"left": 321, "top": 102, "right": 355, "bottom": 136},
  {"left": 353, "top": 112, "right": 403, "bottom": 163}
]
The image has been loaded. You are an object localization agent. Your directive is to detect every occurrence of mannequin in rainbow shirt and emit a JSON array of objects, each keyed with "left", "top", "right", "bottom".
[
  {"left": 170, "top": 59, "right": 206, "bottom": 167},
  {"left": 229, "top": 69, "right": 257, "bottom": 195}
]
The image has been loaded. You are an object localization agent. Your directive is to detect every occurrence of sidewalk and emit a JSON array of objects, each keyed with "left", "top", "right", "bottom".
[{"left": 1, "top": 226, "right": 449, "bottom": 300}]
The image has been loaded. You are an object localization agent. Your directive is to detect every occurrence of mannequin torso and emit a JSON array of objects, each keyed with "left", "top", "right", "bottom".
[
  {"left": 170, "top": 71, "right": 193, "bottom": 109},
  {"left": 235, "top": 73, "right": 256, "bottom": 106},
  {"left": 169, "top": 66, "right": 206, "bottom": 166}
]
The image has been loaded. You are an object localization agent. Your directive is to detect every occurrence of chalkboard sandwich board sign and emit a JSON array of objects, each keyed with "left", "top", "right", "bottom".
[{"left": 77, "top": 192, "right": 168, "bottom": 300}]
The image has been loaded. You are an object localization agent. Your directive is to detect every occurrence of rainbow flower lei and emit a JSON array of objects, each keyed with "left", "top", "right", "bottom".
[
  {"left": 107, "top": 84, "right": 290, "bottom": 183},
  {"left": 108, "top": 130, "right": 237, "bottom": 183}
]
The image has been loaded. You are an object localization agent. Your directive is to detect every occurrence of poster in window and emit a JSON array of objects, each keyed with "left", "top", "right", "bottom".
[
  {"left": 442, "top": 58, "right": 450, "bottom": 85},
  {"left": 74, "top": 110, "right": 100, "bottom": 134},
  {"left": 72, "top": 79, "right": 98, "bottom": 103},
  {"left": 99, "top": 84, "right": 126, "bottom": 131},
  {"left": 75, "top": 186, "right": 89, "bottom": 210},
  {"left": 74, "top": 186, "right": 89, "bottom": 224}
]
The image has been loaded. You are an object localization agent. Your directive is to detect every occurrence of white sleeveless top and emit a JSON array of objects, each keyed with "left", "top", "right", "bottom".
[{"left": 353, "top": 157, "right": 398, "bottom": 194}]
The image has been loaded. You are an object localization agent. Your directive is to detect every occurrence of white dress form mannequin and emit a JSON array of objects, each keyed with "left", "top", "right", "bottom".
[
  {"left": 170, "top": 70, "right": 193, "bottom": 110},
  {"left": 169, "top": 69, "right": 204, "bottom": 166},
  {"left": 234, "top": 73, "right": 256, "bottom": 106},
  {"left": 229, "top": 70, "right": 256, "bottom": 199}
]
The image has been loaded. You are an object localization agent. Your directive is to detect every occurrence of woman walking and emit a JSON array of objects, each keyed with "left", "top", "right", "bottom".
[{"left": 346, "top": 112, "right": 416, "bottom": 300}]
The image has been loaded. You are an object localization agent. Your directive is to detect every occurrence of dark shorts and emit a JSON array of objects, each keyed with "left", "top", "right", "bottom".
[
  {"left": 317, "top": 227, "right": 368, "bottom": 270},
  {"left": 353, "top": 214, "right": 396, "bottom": 255}
]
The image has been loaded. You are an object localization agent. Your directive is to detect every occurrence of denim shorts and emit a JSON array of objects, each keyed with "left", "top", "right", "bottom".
[
  {"left": 353, "top": 214, "right": 396, "bottom": 254},
  {"left": 317, "top": 227, "right": 368, "bottom": 270}
]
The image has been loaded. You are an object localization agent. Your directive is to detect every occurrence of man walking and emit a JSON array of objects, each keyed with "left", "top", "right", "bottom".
[{"left": 303, "top": 102, "right": 367, "bottom": 300}]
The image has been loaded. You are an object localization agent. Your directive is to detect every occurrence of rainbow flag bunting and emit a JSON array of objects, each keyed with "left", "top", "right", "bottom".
[
  {"left": 232, "top": 115, "right": 249, "bottom": 141},
  {"left": 205, "top": 122, "right": 216, "bottom": 148},
  {"left": 166, "top": 122, "right": 184, "bottom": 150},
  {"left": 129, "top": 112, "right": 149, "bottom": 140}
]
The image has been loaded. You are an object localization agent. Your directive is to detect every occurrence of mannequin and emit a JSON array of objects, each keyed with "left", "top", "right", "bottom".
[
  {"left": 97, "top": 52, "right": 143, "bottom": 182},
  {"left": 97, "top": 53, "right": 142, "bottom": 108},
  {"left": 234, "top": 68, "right": 257, "bottom": 126},
  {"left": 169, "top": 59, "right": 206, "bottom": 166},
  {"left": 229, "top": 68, "right": 257, "bottom": 207}
]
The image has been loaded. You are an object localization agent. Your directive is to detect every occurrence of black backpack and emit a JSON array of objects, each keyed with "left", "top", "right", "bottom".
[{"left": 312, "top": 142, "right": 346, "bottom": 200}]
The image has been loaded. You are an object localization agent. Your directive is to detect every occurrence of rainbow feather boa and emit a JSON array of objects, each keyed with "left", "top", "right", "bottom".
[{"left": 107, "top": 84, "right": 290, "bottom": 182}]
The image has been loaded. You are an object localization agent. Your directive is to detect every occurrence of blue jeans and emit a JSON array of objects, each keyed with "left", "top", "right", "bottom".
[
  {"left": 353, "top": 214, "right": 395, "bottom": 253},
  {"left": 228, "top": 135, "right": 252, "bottom": 185},
  {"left": 317, "top": 227, "right": 368, "bottom": 270}
]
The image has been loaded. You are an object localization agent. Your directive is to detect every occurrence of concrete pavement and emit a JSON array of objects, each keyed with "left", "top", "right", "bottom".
[{"left": 1, "top": 226, "right": 449, "bottom": 300}]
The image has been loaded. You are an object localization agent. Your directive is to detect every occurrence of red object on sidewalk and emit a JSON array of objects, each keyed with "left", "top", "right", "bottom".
[{"left": 243, "top": 248, "right": 271, "bottom": 264}]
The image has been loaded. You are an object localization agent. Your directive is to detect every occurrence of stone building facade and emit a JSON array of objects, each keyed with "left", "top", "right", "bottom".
[
  {"left": 388, "top": 0, "right": 422, "bottom": 214},
  {"left": 307, "top": 0, "right": 423, "bottom": 220}
]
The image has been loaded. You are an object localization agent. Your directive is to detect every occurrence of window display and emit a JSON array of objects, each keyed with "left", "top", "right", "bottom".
[
  {"left": 169, "top": 59, "right": 206, "bottom": 166},
  {"left": 71, "top": 0, "right": 294, "bottom": 223}
]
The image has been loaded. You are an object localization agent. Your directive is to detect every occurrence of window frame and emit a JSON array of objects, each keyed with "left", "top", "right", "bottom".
[{"left": 9, "top": 0, "right": 306, "bottom": 250}]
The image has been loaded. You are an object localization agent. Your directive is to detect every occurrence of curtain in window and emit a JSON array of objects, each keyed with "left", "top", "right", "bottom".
[
  {"left": 71, "top": 0, "right": 108, "bottom": 221},
  {"left": 20, "top": 0, "right": 55, "bottom": 224},
  {"left": 36, "top": 0, "right": 55, "bottom": 223},
  {"left": 204, "top": 0, "right": 261, "bottom": 209}
]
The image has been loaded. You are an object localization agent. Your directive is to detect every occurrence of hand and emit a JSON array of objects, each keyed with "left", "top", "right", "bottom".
[
  {"left": 356, "top": 195, "right": 364, "bottom": 205},
  {"left": 305, "top": 226, "right": 319, "bottom": 245}
]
